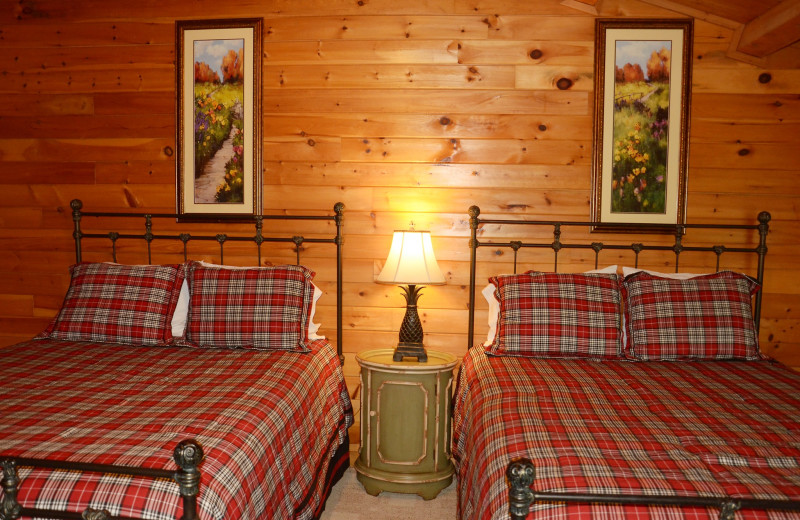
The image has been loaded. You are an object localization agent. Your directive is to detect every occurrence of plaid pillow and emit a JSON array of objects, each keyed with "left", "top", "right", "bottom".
[
  {"left": 488, "top": 271, "right": 622, "bottom": 359},
  {"left": 37, "top": 262, "right": 185, "bottom": 346},
  {"left": 622, "top": 270, "right": 762, "bottom": 361},
  {"left": 184, "top": 263, "right": 315, "bottom": 351}
]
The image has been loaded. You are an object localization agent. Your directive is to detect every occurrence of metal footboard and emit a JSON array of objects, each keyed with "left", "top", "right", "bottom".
[
  {"left": 1, "top": 440, "right": 203, "bottom": 520},
  {"left": 508, "top": 459, "right": 800, "bottom": 520}
]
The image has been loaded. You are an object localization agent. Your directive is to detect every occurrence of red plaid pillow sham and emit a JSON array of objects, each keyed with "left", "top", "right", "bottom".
[
  {"left": 622, "top": 270, "right": 762, "bottom": 361},
  {"left": 184, "top": 262, "right": 316, "bottom": 351},
  {"left": 37, "top": 262, "right": 185, "bottom": 346},
  {"left": 488, "top": 271, "right": 622, "bottom": 359}
]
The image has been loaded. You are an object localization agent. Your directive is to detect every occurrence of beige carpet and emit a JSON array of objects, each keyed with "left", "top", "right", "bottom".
[{"left": 320, "top": 468, "right": 458, "bottom": 520}]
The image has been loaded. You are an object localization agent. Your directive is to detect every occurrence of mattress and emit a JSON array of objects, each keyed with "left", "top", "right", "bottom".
[
  {"left": 453, "top": 347, "right": 800, "bottom": 520},
  {"left": 0, "top": 338, "right": 353, "bottom": 520}
]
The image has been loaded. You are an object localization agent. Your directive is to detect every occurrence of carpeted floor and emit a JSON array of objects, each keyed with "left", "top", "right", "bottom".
[{"left": 320, "top": 468, "right": 457, "bottom": 520}]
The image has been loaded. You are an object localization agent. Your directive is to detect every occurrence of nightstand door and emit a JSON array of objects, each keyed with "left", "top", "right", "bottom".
[{"left": 370, "top": 369, "right": 435, "bottom": 473}]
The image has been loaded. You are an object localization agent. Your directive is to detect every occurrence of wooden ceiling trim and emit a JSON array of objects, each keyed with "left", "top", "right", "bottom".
[
  {"left": 736, "top": 0, "right": 800, "bottom": 57},
  {"left": 634, "top": 0, "right": 739, "bottom": 29},
  {"left": 727, "top": 25, "right": 769, "bottom": 68},
  {"left": 560, "top": 0, "right": 600, "bottom": 16},
  {"left": 561, "top": 0, "right": 800, "bottom": 65}
]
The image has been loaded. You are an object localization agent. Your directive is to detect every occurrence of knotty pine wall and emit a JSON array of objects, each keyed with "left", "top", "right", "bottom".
[{"left": 1, "top": 0, "right": 799, "bottom": 455}]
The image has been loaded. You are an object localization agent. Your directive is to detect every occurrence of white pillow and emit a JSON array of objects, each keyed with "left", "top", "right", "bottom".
[
  {"left": 171, "top": 261, "right": 326, "bottom": 340},
  {"left": 622, "top": 266, "right": 704, "bottom": 279},
  {"left": 171, "top": 279, "right": 190, "bottom": 337},
  {"left": 585, "top": 265, "right": 619, "bottom": 275},
  {"left": 481, "top": 283, "right": 501, "bottom": 347},
  {"left": 306, "top": 284, "right": 324, "bottom": 340},
  {"left": 480, "top": 265, "right": 618, "bottom": 346}
]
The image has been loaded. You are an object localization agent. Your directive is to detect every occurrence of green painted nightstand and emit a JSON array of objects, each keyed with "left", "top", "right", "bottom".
[{"left": 354, "top": 348, "right": 459, "bottom": 500}]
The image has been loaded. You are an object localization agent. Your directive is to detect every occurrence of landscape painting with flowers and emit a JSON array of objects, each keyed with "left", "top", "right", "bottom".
[
  {"left": 176, "top": 19, "right": 262, "bottom": 219},
  {"left": 611, "top": 39, "right": 671, "bottom": 214},
  {"left": 591, "top": 19, "right": 692, "bottom": 231}
]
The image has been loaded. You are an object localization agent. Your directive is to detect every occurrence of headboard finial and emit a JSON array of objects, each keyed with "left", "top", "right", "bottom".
[
  {"left": 758, "top": 211, "right": 771, "bottom": 225},
  {"left": 469, "top": 206, "right": 481, "bottom": 234},
  {"left": 70, "top": 199, "right": 83, "bottom": 211}
]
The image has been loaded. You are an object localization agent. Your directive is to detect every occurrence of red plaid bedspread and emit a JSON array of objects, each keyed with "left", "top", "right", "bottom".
[
  {"left": 453, "top": 347, "right": 800, "bottom": 520},
  {"left": 0, "top": 339, "right": 353, "bottom": 520}
]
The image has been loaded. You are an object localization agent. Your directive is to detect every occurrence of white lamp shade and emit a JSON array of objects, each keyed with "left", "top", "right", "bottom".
[{"left": 377, "top": 231, "right": 446, "bottom": 285}]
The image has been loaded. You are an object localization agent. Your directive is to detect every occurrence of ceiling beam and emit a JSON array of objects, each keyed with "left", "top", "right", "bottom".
[
  {"left": 736, "top": 0, "right": 800, "bottom": 57},
  {"left": 637, "top": 0, "right": 739, "bottom": 29},
  {"left": 561, "top": 0, "right": 800, "bottom": 64},
  {"left": 560, "top": 0, "right": 601, "bottom": 15}
]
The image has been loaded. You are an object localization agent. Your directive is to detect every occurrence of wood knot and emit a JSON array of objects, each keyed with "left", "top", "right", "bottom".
[
  {"left": 529, "top": 49, "right": 543, "bottom": 60},
  {"left": 556, "top": 77, "right": 573, "bottom": 90},
  {"left": 758, "top": 73, "right": 772, "bottom": 84},
  {"left": 738, "top": 148, "right": 750, "bottom": 156},
  {"left": 163, "top": 146, "right": 173, "bottom": 157},
  {"left": 439, "top": 116, "right": 451, "bottom": 125}
]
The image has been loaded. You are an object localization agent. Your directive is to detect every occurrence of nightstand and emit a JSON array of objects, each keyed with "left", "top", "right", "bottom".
[{"left": 354, "top": 348, "right": 459, "bottom": 500}]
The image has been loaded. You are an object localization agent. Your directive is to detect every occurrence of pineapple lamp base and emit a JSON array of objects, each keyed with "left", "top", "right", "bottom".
[{"left": 392, "top": 284, "right": 428, "bottom": 362}]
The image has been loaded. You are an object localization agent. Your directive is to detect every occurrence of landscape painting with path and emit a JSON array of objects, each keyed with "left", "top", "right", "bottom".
[{"left": 193, "top": 38, "right": 246, "bottom": 205}]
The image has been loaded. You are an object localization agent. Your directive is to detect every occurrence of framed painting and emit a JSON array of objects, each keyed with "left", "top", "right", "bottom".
[
  {"left": 176, "top": 18, "right": 262, "bottom": 220},
  {"left": 591, "top": 19, "right": 693, "bottom": 232}
]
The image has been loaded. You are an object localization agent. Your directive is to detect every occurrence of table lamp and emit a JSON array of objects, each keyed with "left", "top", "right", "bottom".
[{"left": 377, "top": 230, "right": 446, "bottom": 362}]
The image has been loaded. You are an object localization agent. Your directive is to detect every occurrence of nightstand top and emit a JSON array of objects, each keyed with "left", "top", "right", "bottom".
[{"left": 356, "top": 348, "right": 459, "bottom": 371}]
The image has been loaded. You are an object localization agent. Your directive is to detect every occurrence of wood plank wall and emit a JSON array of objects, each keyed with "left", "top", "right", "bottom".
[{"left": 1, "top": 0, "right": 799, "bottom": 454}]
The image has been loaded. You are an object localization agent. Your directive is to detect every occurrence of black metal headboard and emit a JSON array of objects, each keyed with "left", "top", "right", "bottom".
[
  {"left": 70, "top": 199, "right": 345, "bottom": 362},
  {"left": 467, "top": 206, "right": 771, "bottom": 351}
]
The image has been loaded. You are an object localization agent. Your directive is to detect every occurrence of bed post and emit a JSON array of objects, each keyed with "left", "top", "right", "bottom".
[
  {"left": 71, "top": 199, "right": 83, "bottom": 263},
  {"left": 672, "top": 225, "right": 685, "bottom": 272},
  {"left": 334, "top": 202, "right": 345, "bottom": 365},
  {"left": 719, "top": 500, "right": 742, "bottom": 520},
  {"left": 253, "top": 216, "right": 264, "bottom": 266},
  {"left": 173, "top": 440, "right": 204, "bottom": 520},
  {"left": 754, "top": 211, "right": 770, "bottom": 332},
  {"left": 82, "top": 508, "right": 111, "bottom": 520},
  {"left": 1, "top": 459, "right": 21, "bottom": 520},
  {"left": 507, "top": 459, "right": 535, "bottom": 520},
  {"left": 468, "top": 206, "right": 481, "bottom": 351}
]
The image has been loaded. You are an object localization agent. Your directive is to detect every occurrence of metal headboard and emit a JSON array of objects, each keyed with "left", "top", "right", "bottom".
[
  {"left": 70, "top": 199, "right": 346, "bottom": 363},
  {"left": 467, "top": 205, "right": 771, "bottom": 350}
]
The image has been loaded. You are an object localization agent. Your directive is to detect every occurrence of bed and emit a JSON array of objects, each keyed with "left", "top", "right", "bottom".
[
  {"left": 0, "top": 200, "right": 353, "bottom": 520},
  {"left": 453, "top": 206, "right": 800, "bottom": 520}
]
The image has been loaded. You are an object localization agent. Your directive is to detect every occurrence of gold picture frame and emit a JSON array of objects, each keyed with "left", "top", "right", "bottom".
[
  {"left": 591, "top": 19, "right": 693, "bottom": 232},
  {"left": 176, "top": 18, "right": 262, "bottom": 220}
]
